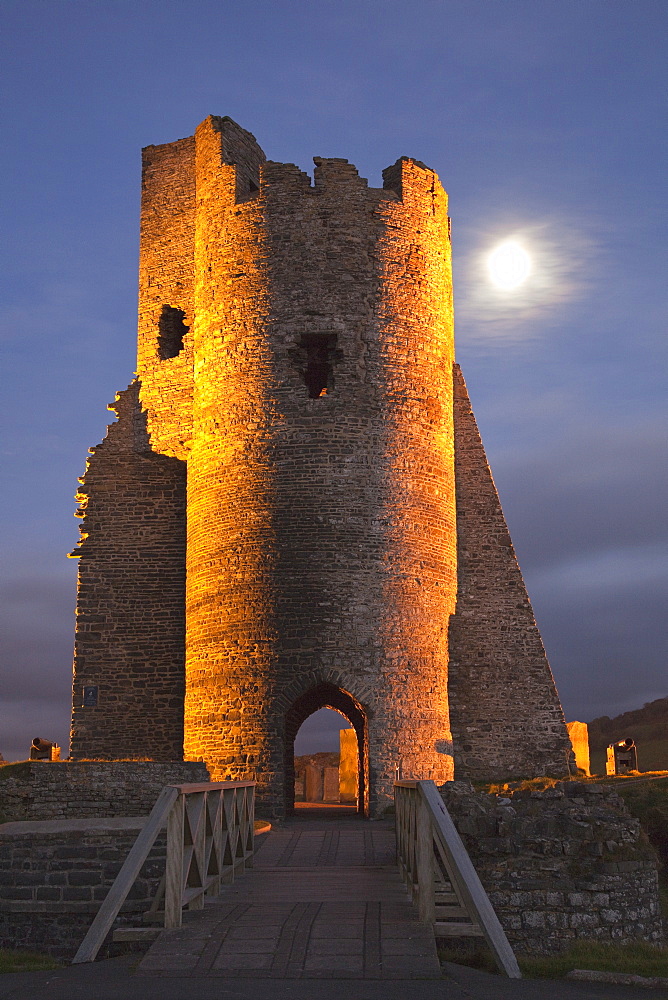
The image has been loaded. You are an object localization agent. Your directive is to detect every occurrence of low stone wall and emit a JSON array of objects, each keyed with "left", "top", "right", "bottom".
[
  {"left": 441, "top": 781, "right": 663, "bottom": 954},
  {"left": 0, "top": 817, "right": 166, "bottom": 959},
  {"left": 0, "top": 760, "right": 209, "bottom": 822}
]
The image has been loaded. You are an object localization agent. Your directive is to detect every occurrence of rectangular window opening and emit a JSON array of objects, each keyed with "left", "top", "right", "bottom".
[{"left": 301, "top": 334, "right": 337, "bottom": 398}]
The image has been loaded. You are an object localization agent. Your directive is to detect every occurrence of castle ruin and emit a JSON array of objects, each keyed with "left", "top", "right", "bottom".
[{"left": 69, "top": 116, "right": 571, "bottom": 817}]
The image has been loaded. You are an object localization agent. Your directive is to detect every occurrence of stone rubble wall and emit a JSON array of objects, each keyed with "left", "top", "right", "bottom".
[
  {"left": 69, "top": 383, "right": 187, "bottom": 761},
  {"left": 0, "top": 761, "right": 209, "bottom": 822},
  {"left": 440, "top": 781, "right": 663, "bottom": 954},
  {"left": 0, "top": 818, "right": 165, "bottom": 960}
]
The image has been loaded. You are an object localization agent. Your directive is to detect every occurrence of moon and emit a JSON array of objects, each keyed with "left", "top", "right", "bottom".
[{"left": 487, "top": 240, "right": 532, "bottom": 290}]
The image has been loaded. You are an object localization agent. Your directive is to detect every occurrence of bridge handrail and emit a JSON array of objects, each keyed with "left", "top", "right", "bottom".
[
  {"left": 394, "top": 779, "right": 521, "bottom": 979},
  {"left": 72, "top": 780, "right": 256, "bottom": 964}
]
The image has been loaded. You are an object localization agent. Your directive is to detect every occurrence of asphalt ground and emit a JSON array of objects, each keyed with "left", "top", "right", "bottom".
[{"left": 1, "top": 953, "right": 667, "bottom": 1000}]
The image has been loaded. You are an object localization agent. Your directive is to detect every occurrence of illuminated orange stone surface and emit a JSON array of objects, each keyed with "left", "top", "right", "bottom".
[
  {"left": 566, "top": 721, "right": 591, "bottom": 776},
  {"left": 339, "top": 729, "right": 358, "bottom": 803},
  {"left": 176, "top": 120, "right": 456, "bottom": 816}
]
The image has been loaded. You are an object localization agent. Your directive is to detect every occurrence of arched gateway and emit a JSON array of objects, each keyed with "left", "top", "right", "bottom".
[
  {"left": 286, "top": 682, "right": 368, "bottom": 816},
  {"left": 69, "top": 116, "right": 572, "bottom": 817}
]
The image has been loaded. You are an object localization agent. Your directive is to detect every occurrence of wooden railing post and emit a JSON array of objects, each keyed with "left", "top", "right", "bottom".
[
  {"left": 246, "top": 784, "right": 255, "bottom": 866},
  {"left": 188, "top": 791, "right": 207, "bottom": 911},
  {"left": 71, "top": 785, "right": 178, "bottom": 964},
  {"left": 394, "top": 779, "right": 521, "bottom": 980},
  {"left": 416, "top": 791, "right": 435, "bottom": 924},
  {"left": 164, "top": 792, "right": 184, "bottom": 929}
]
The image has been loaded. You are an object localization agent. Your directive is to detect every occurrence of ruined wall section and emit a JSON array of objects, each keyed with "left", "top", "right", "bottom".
[
  {"left": 209, "top": 114, "right": 266, "bottom": 201},
  {"left": 136, "top": 117, "right": 267, "bottom": 461},
  {"left": 70, "top": 382, "right": 186, "bottom": 760},
  {"left": 448, "top": 365, "right": 571, "bottom": 779},
  {"left": 183, "top": 125, "right": 457, "bottom": 816},
  {"left": 0, "top": 761, "right": 208, "bottom": 821},
  {"left": 137, "top": 136, "right": 195, "bottom": 459}
]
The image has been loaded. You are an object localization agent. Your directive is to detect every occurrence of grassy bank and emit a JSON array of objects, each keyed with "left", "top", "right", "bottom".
[
  {"left": 0, "top": 949, "right": 61, "bottom": 974},
  {"left": 439, "top": 940, "right": 668, "bottom": 979}
]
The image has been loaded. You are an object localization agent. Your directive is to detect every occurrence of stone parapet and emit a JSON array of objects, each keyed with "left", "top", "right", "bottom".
[
  {"left": 0, "top": 817, "right": 165, "bottom": 959},
  {"left": 0, "top": 760, "right": 209, "bottom": 822}
]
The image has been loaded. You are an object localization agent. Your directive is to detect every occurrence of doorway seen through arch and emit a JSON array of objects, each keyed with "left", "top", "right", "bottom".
[
  {"left": 285, "top": 682, "right": 368, "bottom": 816},
  {"left": 294, "top": 709, "right": 355, "bottom": 807}
]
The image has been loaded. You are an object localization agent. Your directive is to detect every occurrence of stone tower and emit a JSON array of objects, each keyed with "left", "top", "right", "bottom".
[{"left": 70, "top": 116, "right": 571, "bottom": 817}]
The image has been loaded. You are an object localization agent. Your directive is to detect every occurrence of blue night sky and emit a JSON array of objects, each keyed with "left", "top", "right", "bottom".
[{"left": 1, "top": 0, "right": 666, "bottom": 762}]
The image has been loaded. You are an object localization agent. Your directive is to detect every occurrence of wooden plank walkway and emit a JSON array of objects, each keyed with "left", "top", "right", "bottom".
[{"left": 139, "top": 816, "right": 441, "bottom": 979}]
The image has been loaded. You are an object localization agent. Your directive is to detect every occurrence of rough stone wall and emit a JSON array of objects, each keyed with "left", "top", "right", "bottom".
[
  {"left": 183, "top": 119, "right": 457, "bottom": 817},
  {"left": 70, "top": 384, "right": 186, "bottom": 760},
  {"left": 0, "top": 818, "right": 166, "bottom": 959},
  {"left": 136, "top": 118, "right": 266, "bottom": 460},
  {"left": 441, "top": 781, "right": 663, "bottom": 954},
  {"left": 448, "top": 365, "right": 572, "bottom": 780},
  {"left": 0, "top": 761, "right": 209, "bottom": 822}
]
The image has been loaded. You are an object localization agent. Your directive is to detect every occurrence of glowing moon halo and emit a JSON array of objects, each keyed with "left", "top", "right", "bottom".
[{"left": 487, "top": 240, "right": 532, "bottom": 290}]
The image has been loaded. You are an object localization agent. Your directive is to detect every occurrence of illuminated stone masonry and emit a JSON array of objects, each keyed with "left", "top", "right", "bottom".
[{"left": 70, "top": 116, "right": 571, "bottom": 818}]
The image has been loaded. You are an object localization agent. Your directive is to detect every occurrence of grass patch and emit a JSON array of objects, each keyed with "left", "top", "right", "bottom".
[
  {"left": 0, "top": 949, "right": 61, "bottom": 974},
  {"left": 439, "top": 939, "right": 668, "bottom": 980},
  {"left": 482, "top": 776, "right": 565, "bottom": 794},
  {"left": 520, "top": 941, "right": 668, "bottom": 980}
]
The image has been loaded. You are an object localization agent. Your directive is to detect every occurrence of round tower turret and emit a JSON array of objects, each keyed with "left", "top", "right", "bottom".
[{"left": 180, "top": 118, "right": 456, "bottom": 817}]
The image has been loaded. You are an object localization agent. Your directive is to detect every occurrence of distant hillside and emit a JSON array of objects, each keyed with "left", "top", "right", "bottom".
[{"left": 587, "top": 696, "right": 668, "bottom": 774}]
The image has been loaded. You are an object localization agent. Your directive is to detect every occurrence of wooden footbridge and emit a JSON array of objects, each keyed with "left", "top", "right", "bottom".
[{"left": 73, "top": 780, "right": 519, "bottom": 980}]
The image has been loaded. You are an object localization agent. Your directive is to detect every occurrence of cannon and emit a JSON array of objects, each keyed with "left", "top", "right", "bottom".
[
  {"left": 606, "top": 738, "right": 638, "bottom": 776},
  {"left": 29, "top": 737, "right": 60, "bottom": 761}
]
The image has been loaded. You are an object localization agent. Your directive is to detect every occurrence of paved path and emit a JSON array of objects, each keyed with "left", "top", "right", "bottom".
[{"left": 138, "top": 815, "right": 442, "bottom": 979}]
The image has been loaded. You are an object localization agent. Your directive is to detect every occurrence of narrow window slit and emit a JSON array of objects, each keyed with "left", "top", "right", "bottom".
[{"left": 158, "top": 305, "right": 189, "bottom": 360}]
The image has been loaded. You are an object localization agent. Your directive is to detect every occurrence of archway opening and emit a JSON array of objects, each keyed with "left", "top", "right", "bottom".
[{"left": 285, "top": 682, "right": 368, "bottom": 817}]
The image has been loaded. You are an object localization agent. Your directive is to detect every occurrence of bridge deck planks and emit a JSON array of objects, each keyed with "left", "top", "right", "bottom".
[{"left": 139, "top": 818, "right": 441, "bottom": 979}]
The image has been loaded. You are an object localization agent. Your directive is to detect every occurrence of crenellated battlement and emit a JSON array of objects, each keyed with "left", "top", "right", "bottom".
[{"left": 144, "top": 117, "right": 445, "bottom": 210}]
